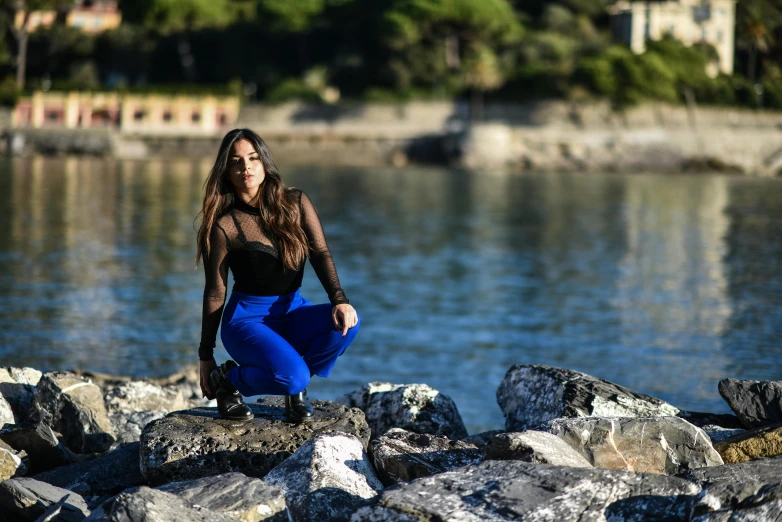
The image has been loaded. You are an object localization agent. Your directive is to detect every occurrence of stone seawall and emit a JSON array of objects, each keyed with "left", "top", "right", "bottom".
[{"left": 2, "top": 101, "right": 782, "bottom": 175}]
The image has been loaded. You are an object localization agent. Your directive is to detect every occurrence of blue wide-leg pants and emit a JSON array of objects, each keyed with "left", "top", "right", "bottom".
[{"left": 220, "top": 290, "right": 359, "bottom": 397}]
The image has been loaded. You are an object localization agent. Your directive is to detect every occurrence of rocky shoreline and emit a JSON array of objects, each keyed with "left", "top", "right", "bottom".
[{"left": 1, "top": 364, "right": 781, "bottom": 521}]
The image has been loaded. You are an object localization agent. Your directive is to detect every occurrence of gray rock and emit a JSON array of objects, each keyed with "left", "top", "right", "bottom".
[
  {"left": 84, "top": 486, "right": 235, "bottom": 522},
  {"left": 702, "top": 425, "right": 746, "bottom": 444},
  {"left": 0, "top": 477, "right": 90, "bottom": 521},
  {"left": 461, "top": 430, "right": 504, "bottom": 451},
  {"left": 158, "top": 472, "right": 288, "bottom": 522},
  {"left": 679, "top": 455, "right": 782, "bottom": 513},
  {"left": 337, "top": 382, "right": 468, "bottom": 439},
  {"left": 33, "top": 442, "right": 144, "bottom": 501},
  {"left": 0, "top": 421, "right": 71, "bottom": 474},
  {"left": 541, "top": 416, "right": 723, "bottom": 475},
  {"left": 0, "top": 395, "right": 14, "bottom": 426},
  {"left": 0, "top": 367, "right": 42, "bottom": 423},
  {"left": 677, "top": 410, "right": 744, "bottom": 430},
  {"left": 265, "top": 433, "right": 382, "bottom": 522},
  {"left": 110, "top": 411, "right": 166, "bottom": 445},
  {"left": 604, "top": 495, "right": 698, "bottom": 522},
  {"left": 352, "top": 460, "right": 700, "bottom": 522},
  {"left": 496, "top": 364, "right": 679, "bottom": 431},
  {"left": 719, "top": 378, "right": 782, "bottom": 429},
  {"left": 140, "top": 398, "right": 370, "bottom": 486},
  {"left": 104, "top": 381, "right": 187, "bottom": 414},
  {"left": 693, "top": 483, "right": 782, "bottom": 521},
  {"left": 0, "top": 439, "right": 26, "bottom": 481},
  {"left": 148, "top": 364, "right": 203, "bottom": 404},
  {"left": 369, "top": 429, "right": 483, "bottom": 486},
  {"left": 486, "top": 430, "right": 593, "bottom": 468},
  {"left": 34, "top": 372, "right": 115, "bottom": 454}
]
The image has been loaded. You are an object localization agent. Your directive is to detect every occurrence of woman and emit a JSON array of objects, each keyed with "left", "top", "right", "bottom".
[{"left": 195, "top": 128, "right": 360, "bottom": 422}]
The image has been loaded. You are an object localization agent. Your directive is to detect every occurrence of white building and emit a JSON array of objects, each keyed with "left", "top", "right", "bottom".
[{"left": 609, "top": 0, "right": 736, "bottom": 75}]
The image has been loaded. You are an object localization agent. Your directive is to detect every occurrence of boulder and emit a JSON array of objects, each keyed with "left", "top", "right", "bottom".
[
  {"left": 158, "top": 472, "right": 288, "bottom": 522},
  {"left": 678, "top": 455, "right": 782, "bottom": 513},
  {"left": 701, "top": 426, "right": 746, "bottom": 444},
  {"left": 110, "top": 411, "right": 166, "bottom": 445},
  {"left": 541, "top": 416, "right": 723, "bottom": 475},
  {"left": 352, "top": 460, "right": 700, "bottom": 522},
  {"left": 461, "top": 430, "right": 504, "bottom": 451},
  {"left": 692, "top": 482, "right": 782, "bottom": 521},
  {"left": 264, "top": 433, "right": 382, "bottom": 521},
  {"left": 34, "top": 372, "right": 115, "bottom": 453},
  {"left": 603, "top": 494, "right": 698, "bottom": 522},
  {"left": 140, "top": 398, "right": 370, "bottom": 486},
  {"left": 497, "top": 365, "right": 680, "bottom": 431},
  {"left": 0, "top": 395, "right": 14, "bottom": 426},
  {"left": 0, "top": 477, "right": 90, "bottom": 521},
  {"left": 0, "top": 367, "right": 42, "bottom": 422},
  {"left": 485, "top": 430, "right": 592, "bottom": 468},
  {"left": 84, "top": 486, "right": 235, "bottom": 522},
  {"left": 0, "top": 420, "right": 71, "bottom": 474},
  {"left": 33, "top": 442, "right": 145, "bottom": 502},
  {"left": 714, "top": 421, "right": 782, "bottom": 463},
  {"left": 676, "top": 410, "right": 744, "bottom": 430},
  {"left": 719, "top": 378, "right": 782, "bottom": 429},
  {"left": 337, "top": 382, "right": 468, "bottom": 439},
  {"left": 104, "top": 381, "right": 187, "bottom": 414},
  {"left": 369, "top": 429, "right": 483, "bottom": 486},
  {"left": 0, "top": 439, "right": 26, "bottom": 481}
]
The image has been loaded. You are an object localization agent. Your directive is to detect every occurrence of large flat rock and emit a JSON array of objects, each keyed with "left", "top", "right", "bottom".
[
  {"left": 352, "top": 460, "right": 700, "bottom": 522},
  {"left": 0, "top": 477, "right": 91, "bottom": 522},
  {"left": 496, "top": 364, "right": 680, "bottom": 431},
  {"left": 140, "top": 398, "right": 370, "bottom": 486},
  {"left": 85, "top": 486, "right": 235, "bottom": 522},
  {"left": 541, "top": 416, "right": 723, "bottom": 475}
]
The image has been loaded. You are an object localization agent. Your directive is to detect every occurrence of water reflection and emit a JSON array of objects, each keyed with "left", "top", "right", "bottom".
[{"left": 0, "top": 158, "right": 781, "bottom": 433}]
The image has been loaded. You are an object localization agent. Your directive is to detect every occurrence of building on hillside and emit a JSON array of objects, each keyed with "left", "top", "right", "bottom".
[
  {"left": 13, "top": 91, "right": 240, "bottom": 136},
  {"left": 609, "top": 0, "right": 736, "bottom": 75},
  {"left": 13, "top": 1, "right": 121, "bottom": 34}
]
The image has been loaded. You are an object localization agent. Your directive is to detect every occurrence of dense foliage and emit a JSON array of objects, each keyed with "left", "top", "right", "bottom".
[{"left": 0, "top": 0, "right": 780, "bottom": 109}]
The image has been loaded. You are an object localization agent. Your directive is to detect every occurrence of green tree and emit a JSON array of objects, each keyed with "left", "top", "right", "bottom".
[
  {"left": 383, "top": 0, "right": 523, "bottom": 105},
  {"left": 119, "top": 0, "right": 239, "bottom": 34},
  {"left": 0, "top": 0, "right": 70, "bottom": 89},
  {"left": 735, "top": 0, "right": 782, "bottom": 81}
]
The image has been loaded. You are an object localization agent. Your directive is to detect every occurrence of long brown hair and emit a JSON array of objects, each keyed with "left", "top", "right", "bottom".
[{"left": 195, "top": 128, "right": 308, "bottom": 271}]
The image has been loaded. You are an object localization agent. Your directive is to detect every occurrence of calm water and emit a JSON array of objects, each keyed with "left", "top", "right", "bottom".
[{"left": 1, "top": 157, "right": 781, "bottom": 434}]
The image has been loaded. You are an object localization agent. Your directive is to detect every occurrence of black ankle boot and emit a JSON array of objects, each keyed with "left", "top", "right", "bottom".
[
  {"left": 209, "top": 360, "right": 253, "bottom": 421},
  {"left": 285, "top": 389, "right": 314, "bottom": 423}
]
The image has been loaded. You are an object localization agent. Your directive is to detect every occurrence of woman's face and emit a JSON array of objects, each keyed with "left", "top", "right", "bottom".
[{"left": 227, "top": 139, "right": 265, "bottom": 196}]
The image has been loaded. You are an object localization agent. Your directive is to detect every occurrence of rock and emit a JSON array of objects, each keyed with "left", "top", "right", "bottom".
[
  {"left": 84, "top": 486, "right": 235, "bottom": 522},
  {"left": 702, "top": 426, "right": 746, "bottom": 444},
  {"left": 0, "top": 394, "right": 14, "bottom": 426},
  {"left": 693, "top": 483, "right": 782, "bottom": 521},
  {"left": 104, "top": 381, "right": 187, "bottom": 414},
  {"left": 604, "top": 494, "right": 697, "bottom": 522},
  {"left": 541, "top": 416, "right": 723, "bottom": 475},
  {"left": 461, "top": 430, "right": 504, "bottom": 451},
  {"left": 714, "top": 421, "right": 782, "bottom": 463},
  {"left": 157, "top": 472, "right": 288, "bottom": 522},
  {"left": 265, "top": 433, "right": 382, "bottom": 521},
  {"left": 369, "top": 429, "right": 483, "bottom": 486},
  {"left": 149, "top": 364, "right": 203, "bottom": 404},
  {"left": 33, "top": 442, "right": 144, "bottom": 502},
  {"left": 718, "top": 378, "right": 782, "bottom": 429},
  {"left": 337, "top": 382, "right": 468, "bottom": 439},
  {"left": 0, "top": 439, "right": 26, "bottom": 481},
  {"left": 140, "top": 398, "right": 370, "bottom": 486},
  {"left": 0, "top": 477, "right": 90, "bottom": 521},
  {"left": 0, "top": 421, "right": 71, "bottom": 474},
  {"left": 110, "top": 411, "right": 166, "bottom": 445},
  {"left": 352, "top": 460, "right": 700, "bottom": 522},
  {"left": 34, "top": 372, "right": 115, "bottom": 454},
  {"left": 677, "top": 410, "right": 744, "bottom": 430},
  {"left": 485, "top": 430, "right": 593, "bottom": 468},
  {"left": 496, "top": 364, "right": 680, "bottom": 431},
  {"left": 0, "top": 367, "right": 42, "bottom": 422},
  {"left": 678, "top": 455, "right": 782, "bottom": 513}
]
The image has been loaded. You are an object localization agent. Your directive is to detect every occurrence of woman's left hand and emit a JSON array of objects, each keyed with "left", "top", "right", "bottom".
[{"left": 332, "top": 303, "right": 358, "bottom": 337}]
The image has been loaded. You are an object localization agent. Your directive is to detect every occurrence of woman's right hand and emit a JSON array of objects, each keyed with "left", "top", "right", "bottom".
[{"left": 199, "top": 359, "right": 217, "bottom": 400}]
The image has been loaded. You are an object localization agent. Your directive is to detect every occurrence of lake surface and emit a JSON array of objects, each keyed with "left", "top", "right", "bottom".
[{"left": 1, "top": 157, "right": 780, "bottom": 434}]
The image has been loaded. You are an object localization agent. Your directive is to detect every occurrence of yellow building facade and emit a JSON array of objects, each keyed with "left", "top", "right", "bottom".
[
  {"left": 610, "top": 0, "right": 736, "bottom": 75},
  {"left": 13, "top": 91, "right": 241, "bottom": 136}
]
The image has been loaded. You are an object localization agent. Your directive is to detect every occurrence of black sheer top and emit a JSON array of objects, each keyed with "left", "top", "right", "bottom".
[{"left": 199, "top": 189, "right": 348, "bottom": 360}]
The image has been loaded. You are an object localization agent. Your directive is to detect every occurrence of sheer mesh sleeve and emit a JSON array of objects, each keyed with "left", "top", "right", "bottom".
[
  {"left": 300, "top": 191, "right": 349, "bottom": 306},
  {"left": 198, "top": 223, "right": 230, "bottom": 360}
]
